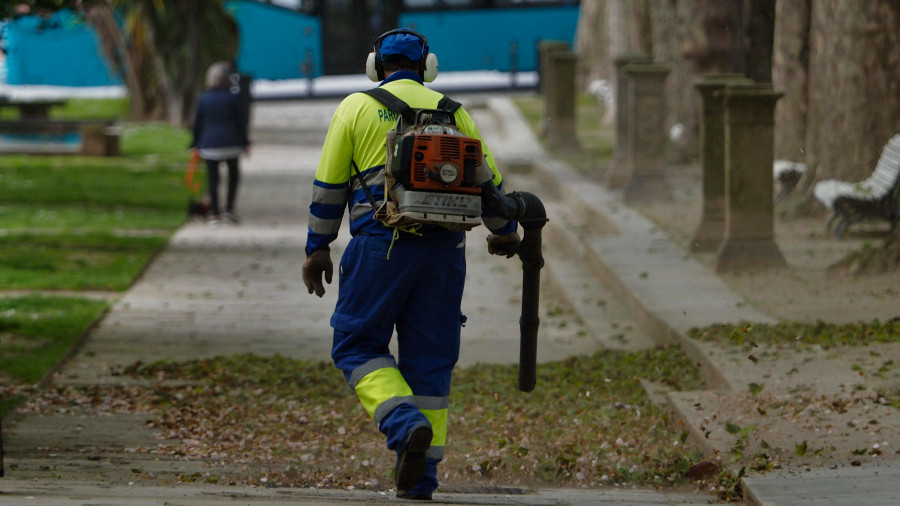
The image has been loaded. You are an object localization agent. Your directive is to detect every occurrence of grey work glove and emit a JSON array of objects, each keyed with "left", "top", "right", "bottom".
[
  {"left": 486, "top": 232, "right": 521, "bottom": 258},
  {"left": 302, "top": 249, "right": 333, "bottom": 297}
]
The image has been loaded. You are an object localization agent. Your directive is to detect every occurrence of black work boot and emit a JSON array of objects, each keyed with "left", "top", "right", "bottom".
[
  {"left": 394, "top": 425, "right": 432, "bottom": 494},
  {"left": 396, "top": 490, "right": 433, "bottom": 500}
]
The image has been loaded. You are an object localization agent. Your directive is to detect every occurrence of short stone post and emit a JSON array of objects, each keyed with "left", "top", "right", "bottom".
[
  {"left": 606, "top": 53, "right": 651, "bottom": 188},
  {"left": 622, "top": 62, "right": 672, "bottom": 202},
  {"left": 540, "top": 49, "right": 580, "bottom": 151},
  {"left": 690, "top": 74, "right": 753, "bottom": 252},
  {"left": 715, "top": 84, "right": 786, "bottom": 272},
  {"left": 537, "top": 40, "right": 570, "bottom": 95}
]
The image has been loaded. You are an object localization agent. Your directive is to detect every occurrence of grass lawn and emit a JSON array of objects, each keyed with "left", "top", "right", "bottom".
[
  {"left": 513, "top": 93, "right": 614, "bottom": 180},
  {"left": 0, "top": 109, "right": 194, "bottom": 292},
  {"left": 0, "top": 98, "right": 193, "bottom": 387},
  {"left": 0, "top": 232, "right": 168, "bottom": 290},
  {"left": 0, "top": 295, "right": 108, "bottom": 385},
  {"left": 0, "top": 98, "right": 129, "bottom": 121}
]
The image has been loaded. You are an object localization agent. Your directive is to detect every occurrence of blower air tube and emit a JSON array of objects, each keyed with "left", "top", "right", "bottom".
[{"left": 480, "top": 182, "right": 548, "bottom": 392}]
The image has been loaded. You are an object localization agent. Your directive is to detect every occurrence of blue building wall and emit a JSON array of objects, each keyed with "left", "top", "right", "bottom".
[
  {"left": 3, "top": 9, "right": 120, "bottom": 86},
  {"left": 400, "top": 6, "right": 579, "bottom": 73},
  {"left": 1, "top": 3, "right": 577, "bottom": 86},
  {"left": 226, "top": 1, "right": 323, "bottom": 80}
]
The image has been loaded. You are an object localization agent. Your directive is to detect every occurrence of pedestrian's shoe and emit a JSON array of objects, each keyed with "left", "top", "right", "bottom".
[
  {"left": 394, "top": 425, "right": 432, "bottom": 493},
  {"left": 396, "top": 490, "right": 432, "bottom": 500},
  {"left": 223, "top": 211, "right": 241, "bottom": 225},
  {"left": 206, "top": 214, "right": 222, "bottom": 228}
]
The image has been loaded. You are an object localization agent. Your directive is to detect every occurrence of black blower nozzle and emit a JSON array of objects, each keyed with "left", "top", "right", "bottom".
[{"left": 480, "top": 183, "right": 548, "bottom": 392}]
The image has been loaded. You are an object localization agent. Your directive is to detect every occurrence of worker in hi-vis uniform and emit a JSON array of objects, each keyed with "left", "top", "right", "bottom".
[{"left": 302, "top": 28, "right": 521, "bottom": 500}]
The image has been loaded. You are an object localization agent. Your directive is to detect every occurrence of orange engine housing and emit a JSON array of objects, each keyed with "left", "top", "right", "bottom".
[{"left": 392, "top": 133, "right": 483, "bottom": 195}]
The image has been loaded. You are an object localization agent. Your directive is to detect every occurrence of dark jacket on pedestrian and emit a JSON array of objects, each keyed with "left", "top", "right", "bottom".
[{"left": 190, "top": 87, "right": 249, "bottom": 150}]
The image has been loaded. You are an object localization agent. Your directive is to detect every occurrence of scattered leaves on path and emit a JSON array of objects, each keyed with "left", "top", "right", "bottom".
[{"left": 5, "top": 347, "right": 740, "bottom": 499}]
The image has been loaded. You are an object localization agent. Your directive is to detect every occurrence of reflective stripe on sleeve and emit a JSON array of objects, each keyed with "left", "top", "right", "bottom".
[
  {"left": 349, "top": 165, "right": 385, "bottom": 191},
  {"left": 347, "top": 166, "right": 385, "bottom": 222},
  {"left": 350, "top": 201, "right": 375, "bottom": 223},
  {"left": 308, "top": 214, "right": 342, "bottom": 236},
  {"left": 312, "top": 184, "right": 350, "bottom": 206},
  {"left": 309, "top": 180, "right": 348, "bottom": 237}
]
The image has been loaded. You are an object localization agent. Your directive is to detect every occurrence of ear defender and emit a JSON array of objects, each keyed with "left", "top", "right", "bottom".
[
  {"left": 365, "top": 29, "right": 439, "bottom": 83},
  {"left": 366, "top": 52, "right": 379, "bottom": 82},
  {"left": 423, "top": 52, "right": 439, "bottom": 83}
]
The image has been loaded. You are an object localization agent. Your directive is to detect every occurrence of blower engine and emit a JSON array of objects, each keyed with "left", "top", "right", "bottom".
[{"left": 386, "top": 109, "right": 484, "bottom": 228}]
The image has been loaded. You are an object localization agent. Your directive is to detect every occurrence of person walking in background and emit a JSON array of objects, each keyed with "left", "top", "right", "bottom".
[
  {"left": 190, "top": 61, "right": 250, "bottom": 226},
  {"left": 302, "top": 29, "right": 520, "bottom": 500}
]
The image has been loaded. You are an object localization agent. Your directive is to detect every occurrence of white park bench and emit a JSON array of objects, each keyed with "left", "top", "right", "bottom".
[
  {"left": 774, "top": 159, "right": 808, "bottom": 202},
  {"left": 813, "top": 134, "right": 900, "bottom": 238}
]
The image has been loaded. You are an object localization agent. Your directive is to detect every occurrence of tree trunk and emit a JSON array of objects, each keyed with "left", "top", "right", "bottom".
[
  {"left": 681, "top": 0, "right": 738, "bottom": 75},
  {"left": 85, "top": 3, "right": 146, "bottom": 120},
  {"left": 574, "top": 0, "right": 608, "bottom": 92},
  {"left": 649, "top": 0, "right": 694, "bottom": 161},
  {"left": 772, "top": 0, "right": 811, "bottom": 162},
  {"left": 830, "top": 228, "right": 900, "bottom": 276},
  {"left": 178, "top": 3, "right": 202, "bottom": 127},
  {"left": 629, "top": 0, "right": 654, "bottom": 56},
  {"left": 806, "top": 0, "right": 900, "bottom": 181},
  {"left": 737, "top": 0, "right": 776, "bottom": 83},
  {"left": 142, "top": 16, "right": 180, "bottom": 126},
  {"left": 605, "top": 0, "right": 650, "bottom": 59}
]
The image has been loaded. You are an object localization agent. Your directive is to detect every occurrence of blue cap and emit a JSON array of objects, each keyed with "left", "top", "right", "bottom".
[{"left": 380, "top": 33, "right": 425, "bottom": 61}]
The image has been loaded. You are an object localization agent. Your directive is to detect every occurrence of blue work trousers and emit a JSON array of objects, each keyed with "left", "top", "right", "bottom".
[{"left": 330, "top": 231, "right": 466, "bottom": 490}]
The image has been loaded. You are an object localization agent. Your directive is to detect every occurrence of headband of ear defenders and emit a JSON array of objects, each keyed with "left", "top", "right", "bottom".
[{"left": 366, "top": 28, "right": 439, "bottom": 83}]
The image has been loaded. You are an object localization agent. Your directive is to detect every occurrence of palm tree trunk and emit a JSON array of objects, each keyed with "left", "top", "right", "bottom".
[
  {"left": 141, "top": 16, "right": 181, "bottom": 126},
  {"left": 85, "top": 3, "right": 147, "bottom": 119}
]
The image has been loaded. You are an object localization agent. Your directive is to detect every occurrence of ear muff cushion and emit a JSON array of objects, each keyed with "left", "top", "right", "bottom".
[
  {"left": 423, "top": 53, "right": 439, "bottom": 83},
  {"left": 365, "top": 52, "right": 379, "bottom": 82}
]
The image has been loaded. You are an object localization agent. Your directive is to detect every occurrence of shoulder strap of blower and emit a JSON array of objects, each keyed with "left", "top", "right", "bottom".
[
  {"left": 361, "top": 87, "right": 461, "bottom": 126},
  {"left": 350, "top": 87, "right": 463, "bottom": 211}
]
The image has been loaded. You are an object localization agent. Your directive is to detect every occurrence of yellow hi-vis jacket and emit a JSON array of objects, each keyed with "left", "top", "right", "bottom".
[{"left": 306, "top": 77, "right": 516, "bottom": 255}]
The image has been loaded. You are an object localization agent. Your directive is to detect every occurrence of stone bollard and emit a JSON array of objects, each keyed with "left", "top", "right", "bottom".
[
  {"left": 621, "top": 62, "right": 672, "bottom": 203},
  {"left": 539, "top": 49, "right": 580, "bottom": 151},
  {"left": 715, "top": 84, "right": 786, "bottom": 272},
  {"left": 80, "top": 123, "right": 120, "bottom": 157},
  {"left": 537, "top": 40, "right": 570, "bottom": 95},
  {"left": 606, "top": 53, "right": 652, "bottom": 188},
  {"left": 690, "top": 74, "right": 754, "bottom": 252}
]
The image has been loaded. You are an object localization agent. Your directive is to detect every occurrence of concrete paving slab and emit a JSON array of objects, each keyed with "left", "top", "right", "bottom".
[
  {"left": 742, "top": 465, "right": 900, "bottom": 506},
  {"left": 0, "top": 476, "right": 716, "bottom": 505}
]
